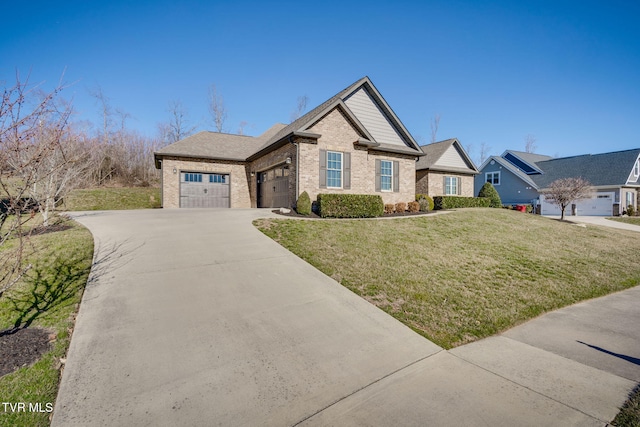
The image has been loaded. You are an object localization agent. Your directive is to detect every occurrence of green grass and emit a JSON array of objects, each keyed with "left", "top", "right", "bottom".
[
  {"left": 61, "top": 187, "right": 161, "bottom": 211},
  {"left": 609, "top": 217, "right": 640, "bottom": 226},
  {"left": 0, "top": 218, "right": 93, "bottom": 427},
  {"left": 255, "top": 209, "right": 640, "bottom": 349},
  {"left": 613, "top": 385, "right": 640, "bottom": 426}
]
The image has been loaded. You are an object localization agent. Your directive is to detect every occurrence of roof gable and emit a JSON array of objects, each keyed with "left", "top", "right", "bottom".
[{"left": 416, "top": 138, "right": 478, "bottom": 174}]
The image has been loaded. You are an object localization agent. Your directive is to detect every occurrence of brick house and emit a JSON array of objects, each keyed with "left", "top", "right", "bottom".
[
  {"left": 154, "top": 77, "right": 424, "bottom": 208},
  {"left": 415, "top": 138, "right": 479, "bottom": 197}
]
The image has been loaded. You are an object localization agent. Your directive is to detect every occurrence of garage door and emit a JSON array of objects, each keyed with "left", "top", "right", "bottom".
[
  {"left": 258, "top": 165, "right": 290, "bottom": 208},
  {"left": 180, "top": 172, "right": 230, "bottom": 208},
  {"left": 541, "top": 192, "right": 613, "bottom": 216}
]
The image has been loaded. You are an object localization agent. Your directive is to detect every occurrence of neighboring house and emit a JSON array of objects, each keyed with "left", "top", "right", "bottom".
[
  {"left": 154, "top": 77, "right": 424, "bottom": 209},
  {"left": 415, "top": 138, "right": 479, "bottom": 197},
  {"left": 476, "top": 149, "right": 640, "bottom": 216}
]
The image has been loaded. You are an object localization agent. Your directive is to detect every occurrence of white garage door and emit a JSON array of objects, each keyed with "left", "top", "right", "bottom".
[
  {"left": 541, "top": 192, "right": 613, "bottom": 216},
  {"left": 180, "top": 172, "right": 230, "bottom": 208}
]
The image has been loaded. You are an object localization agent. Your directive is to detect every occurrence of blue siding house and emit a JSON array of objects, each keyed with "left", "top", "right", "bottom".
[{"left": 475, "top": 149, "right": 640, "bottom": 216}]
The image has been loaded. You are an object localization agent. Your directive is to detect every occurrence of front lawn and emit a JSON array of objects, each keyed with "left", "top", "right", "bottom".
[
  {"left": 608, "top": 217, "right": 640, "bottom": 226},
  {"left": 255, "top": 209, "right": 640, "bottom": 349},
  {"left": 0, "top": 218, "right": 93, "bottom": 427},
  {"left": 61, "top": 187, "right": 161, "bottom": 211}
]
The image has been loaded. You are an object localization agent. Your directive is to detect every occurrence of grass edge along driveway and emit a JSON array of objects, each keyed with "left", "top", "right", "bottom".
[{"left": 255, "top": 208, "right": 640, "bottom": 349}]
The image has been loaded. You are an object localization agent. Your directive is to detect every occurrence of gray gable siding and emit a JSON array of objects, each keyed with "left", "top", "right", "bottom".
[
  {"left": 343, "top": 87, "right": 406, "bottom": 147},
  {"left": 475, "top": 160, "right": 538, "bottom": 205},
  {"left": 437, "top": 144, "right": 471, "bottom": 170}
]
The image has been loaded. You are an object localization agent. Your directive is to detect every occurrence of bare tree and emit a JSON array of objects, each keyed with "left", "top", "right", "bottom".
[
  {"left": 0, "top": 72, "right": 75, "bottom": 297},
  {"left": 290, "top": 95, "right": 308, "bottom": 122},
  {"left": 479, "top": 141, "right": 492, "bottom": 164},
  {"left": 541, "top": 177, "right": 592, "bottom": 220},
  {"left": 524, "top": 134, "right": 537, "bottom": 153},
  {"left": 208, "top": 84, "right": 227, "bottom": 133},
  {"left": 430, "top": 114, "right": 441, "bottom": 144},
  {"left": 237, "top": 121, "right": 249, "bottom": 136},
  {"left": 166, "top": 99, "right": 196, "bottom": 143}
]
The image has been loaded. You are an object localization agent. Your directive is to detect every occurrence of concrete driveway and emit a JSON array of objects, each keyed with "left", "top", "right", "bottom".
[
  {"left": 53, "top": 209, "right": 639, "bottom": 426},
  {"left": 547, "top": 215, "right": 640, "bottom": 232}
]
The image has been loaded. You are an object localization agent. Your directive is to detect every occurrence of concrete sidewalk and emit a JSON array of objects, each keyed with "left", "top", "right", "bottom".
[
  {"left": 548, "top": 215, "right": 640, "bottom": 232},
  {"left": 53, "top": 209, "right": 639, "bottom": 426}
]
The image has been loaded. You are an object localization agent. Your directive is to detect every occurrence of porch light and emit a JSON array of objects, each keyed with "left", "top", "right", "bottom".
[
  {"left": 173, "top": 168, "right": 177, "bottom": 174},
  {"left": 286, "top": 157, "right": 292, "bottom": 164}
]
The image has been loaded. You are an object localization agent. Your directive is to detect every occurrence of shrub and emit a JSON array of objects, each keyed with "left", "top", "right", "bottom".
[
  {"left": 317, "top": 194, "right": 384, "bottom": 218},
  {"left": 384, "top": 204, "right": 395, "bottom": 214},
  {"left": 433, "top": 196, "right": 491, "bottom": 210},
  {"left": 395, "top": 202, "right": 407, "bottom": 213},
  {"left": 477, "top": 182, "right": 502, "bottom": 208},
  {"left": 408, "top": 201, "right": 420, "bottom": 212},
  {"left": 416, "top": 194, "right": 434, "bottom": 211},
  {"left": 628, "top": 204, "right": 635, "bottom": 217},
  {"left": 418, "top": 198, "right": 430, "bottom": 212},
  {"left": 296, "top": 191, "right": 311, "bottom": 215}
]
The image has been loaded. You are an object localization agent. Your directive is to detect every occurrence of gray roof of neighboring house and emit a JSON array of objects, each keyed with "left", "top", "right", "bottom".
[
  {"left": 416, "top": 138, "right": 478, "bottom": 174},
  {"left": 155, "top": 77, "right": 422, "bottom": 166},
  {"left": 485, "top": 155, "right": 539, "bottom": 187},
  {"left": 505, "top": 150, "right": 553, "bottom": 165},
  {"left": 531, "top": 149, "right": 640, "bottom": 188}
]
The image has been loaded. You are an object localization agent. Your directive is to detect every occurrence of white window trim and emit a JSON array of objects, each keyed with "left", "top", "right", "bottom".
[
  {"left": 380, "top": 160, "right": 393, "bottom": 192},
  {"left": 485, "top": 171, "right": 500, "bottom": 186},
  {"left": 634, "top": 160, "right": 640, "bottom": 178},
  {"left": 327, "top": 151, "right": 343, "bottom": 189},
  {"left": 445, "top": 176, "right": 459, "bottom": 195}
]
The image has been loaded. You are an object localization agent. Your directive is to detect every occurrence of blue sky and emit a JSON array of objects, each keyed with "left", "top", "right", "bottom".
[{"left": 2, "top": 0, "right": 639, "bottom": 161}]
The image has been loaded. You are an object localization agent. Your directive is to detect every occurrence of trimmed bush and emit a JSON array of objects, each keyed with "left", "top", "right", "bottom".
[
  {"left": 317, "top": 194, "right": 384, "bottom": 218},
  {"left": 418, "top": 198, "right": 430, "bottom": 212},
  {"left": 395, "top": 202, "right": 407, "bottom": 213},
  {"left": 433, "top": 196, "right": 491, "bottom": 210},
  {"left": 477, "top": 182, "right": 502, "bottom": 208},
  {"left": 628, "top": 204, "right": 635, "bottom": 217},
  {"left": 408, "top": 201, "right": 420, "bottom": 212},
  {"left": 384, "top": 204, "right": 395, "bottom": 214},
  {"left": 296, "top": 191, "right": 311, "bottom": 215},
  {"left": 416, "top": 194, "right": 434, "bottom": 211}
]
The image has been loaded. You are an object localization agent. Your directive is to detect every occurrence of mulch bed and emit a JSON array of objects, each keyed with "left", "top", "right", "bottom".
[
  {"left": 0, "top": 327, "right": 53, "bottom": 377},
  {"left": 272, "top": 209, "right": 435, "bottom": 219}
]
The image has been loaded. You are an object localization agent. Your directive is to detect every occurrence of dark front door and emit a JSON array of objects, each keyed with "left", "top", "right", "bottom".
[{"left": 258, "top": 165, "right": 289, "bottom": 208}]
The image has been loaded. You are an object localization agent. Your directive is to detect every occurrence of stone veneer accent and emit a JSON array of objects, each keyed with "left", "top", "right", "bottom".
[{"left": 416, "top": 170, "right": 475, "bottom": 197}]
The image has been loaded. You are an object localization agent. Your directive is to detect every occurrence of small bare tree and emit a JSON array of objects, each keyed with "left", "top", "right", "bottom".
[
  {"left": 208, "top": 84, "right": 227, "bottom": 133},
  {"left": 430, "top": 113, "right": 441, "bottom": 144},
  {"left": 0, "top": 72, "right": 75, "bottom": 297},
  {"left": 290, "top": 95, "right": 308, "bottom": 122},
  {"left": 541, "top": 177, "right": 592, "bottom": 220},
  {"left": 166, "top": 99, "right": 196, "bottom": 143},
  {"left": 479, "top": 141, "right": 492, "bottom": 164},
  {"left": 524, "top": 134, "right": 537, "bottom": 153}
]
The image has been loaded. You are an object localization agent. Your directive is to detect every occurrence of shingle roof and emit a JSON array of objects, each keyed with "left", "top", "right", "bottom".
[
  {"left": 531, "top": 149, "right": 640, "bottom": 188},
  {"left": 155, "top": 124, "right": 287, "bottom": 162},
  {"left": 505, "top": 150, "right": 553, "bottom": 165},
  {"left": 155, "top": 76, "right": 422, "bottom": 165},
  {"left": 416, "top": 138, "right": 478, "bottom": 173}
]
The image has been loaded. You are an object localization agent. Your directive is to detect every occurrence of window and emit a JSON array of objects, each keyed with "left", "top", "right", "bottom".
[
  {"left": 184, "top": 173, "right": 202, "bottom": 182},
  {"left": 327, "top": 151, "right": 342, "bottom": 188},
  {"left": 380, "top": 160, "right": 392, "bottom": 191},
  {"left": 634, "top": 160, "right": 639, "bottom": 178},
  {"left": 627, "top": 191, "right": 635, "bottom": 207},
  {"left": 209, "top": 174, "right": 227, "bottom": 183},
  {"left": 445, "top": 176, "right": 459, "bottom": 195},
  {"left": 485, "top": 171, "right": 500, "bottom": 185}
]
